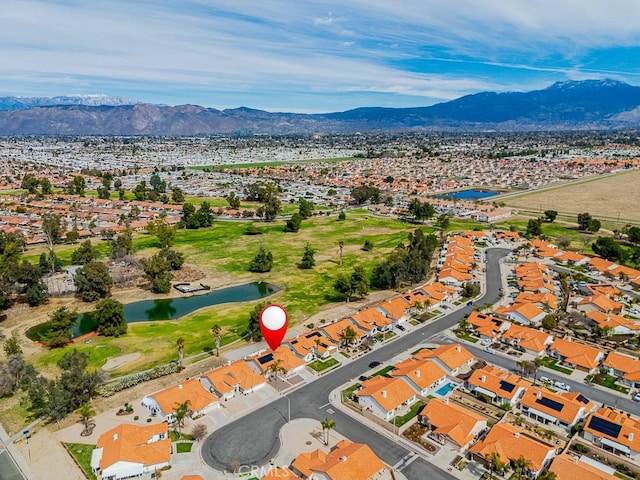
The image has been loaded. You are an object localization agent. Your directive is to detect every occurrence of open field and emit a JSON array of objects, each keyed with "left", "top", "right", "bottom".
[
  {"left": 504, "top": 169, "right": 640, "bottom": 225},
  {"left": 17, "top": 210, "right": 426, "bottom": 375}
]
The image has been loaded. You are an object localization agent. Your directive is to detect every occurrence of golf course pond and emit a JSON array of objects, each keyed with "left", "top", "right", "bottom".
[{"left": 26, "top": 281, "right": 279, "bottom": 342}]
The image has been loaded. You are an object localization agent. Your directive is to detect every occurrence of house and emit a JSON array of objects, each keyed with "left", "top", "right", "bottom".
[
  {"left": 515, "top": 262, "right": 557, "bottom": 294},
  {"left": 91, "top": 423, "right": 171, "bottom": 480},
  {"left": 284, "top": 330, "right": 338, "bottom": 361},
  {"left": 291, "top": 440, "right": 389, "bottom": 480},
  {"left": 469, "top": 423, "right": 557, "bottom": 479},
  {"left": 583, "top": 407, "right": 640, "bottom": 460},
  {"left": 586, "top": 284, "right": 623, "bottom": 299},
  {"left": 466, "top": 365, "right": 530, "bottom": 407},
  {"left": 320, "top": 318, "right": 368, "bottom": 346},
  {"left": 141, "top": 379, "right": 219, "bottom": 422},
  {"left": 495, "top": 301, "right": 546, "bottom": 326},
  {"left": 512, "top": 292, "right": 558, "bottom": 310},
  {"left": 501, "top": 324, "right": 553, "bottom": 356},
  {"left": 390, "top": 358, "right": 447, "bottom": 396},
  {"left": 549, "top": 453, "right": 618, "bottom": 480},
  {"left": 438, "top": 267, "right": 473, "bottom": 285},
  {"left": 246, "top": 346, "right": 306, "bottom": 378},
  {"left": 466, "top": 311, "right": 511, "bottom": 339},
  {"left": 356, "top": 376, "right": 417, "bottom": 420},
  {"left": 574, "top": 294, "right": 624, "bottom": 315},
  {"left": 519, "top": 386, "right": 595, "bottom": 429},
  {"left": 547, "top": 338, "right": 604, "bottom": 373},
  {"left": 200, "top": 360, "right": 267, "bottom": 401},
  {"left": 348, "top": 307, "right": 391, "bottom": 334},
  {"left": 555, "top": 251, "right": 589, "bottom": 266},
  {"left": 413, "top": 343, "right": 475, "bottom": 375},
  {"left": 418, "top": 398, "right": 486, "bottom": 450},
  {"left": 588, "top": 257, "right": 617, "bottom": 275},
  {"left": 586, "top": 310, "right": 640, "bottom": 335},
  {"left": 602, "top": 351, "right": 640, "bottom": 389},
  {"left": 375, "top": 296, "right": 412, "bottom": 325}
]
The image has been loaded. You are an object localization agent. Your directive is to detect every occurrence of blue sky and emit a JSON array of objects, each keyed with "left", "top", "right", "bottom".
[{"left": 2, "top": 0, "right": 640, "bottom": 112}]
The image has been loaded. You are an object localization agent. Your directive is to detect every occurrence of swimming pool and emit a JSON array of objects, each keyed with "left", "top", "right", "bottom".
[{"left": 434, "top": 381, "right": 458, "bottom": 397}]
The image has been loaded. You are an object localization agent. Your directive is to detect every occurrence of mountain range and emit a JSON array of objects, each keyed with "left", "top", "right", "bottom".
[{"left": 1, "top": 79, "right": 640, "bottom": 135}]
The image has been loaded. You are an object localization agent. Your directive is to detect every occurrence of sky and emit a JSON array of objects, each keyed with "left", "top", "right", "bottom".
[{"left": 2, "top": 0, "right": 640, "bottom": 112}]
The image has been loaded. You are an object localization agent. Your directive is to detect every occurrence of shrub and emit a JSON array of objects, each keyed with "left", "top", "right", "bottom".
[
  {"left": 99, "top": 363, "right": 180, "bottom": 397},
  {"left": 133, "top": 415, "right": 139, "bottom": 421}
]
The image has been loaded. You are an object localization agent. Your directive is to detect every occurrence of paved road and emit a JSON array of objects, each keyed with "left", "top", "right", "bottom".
[{"left": 202, "top": 248, "right": 510, "bottom": 478}]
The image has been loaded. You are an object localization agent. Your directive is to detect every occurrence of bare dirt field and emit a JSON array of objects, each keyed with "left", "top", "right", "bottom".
[{"left": 504, "top": 169, "right": 640, "bottom": 224}]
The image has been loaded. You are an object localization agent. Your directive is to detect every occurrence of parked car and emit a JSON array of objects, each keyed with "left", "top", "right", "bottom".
[
  {"left": 633, "top": 392, "right": 640, "bottom": 402},
  {"left": 480, "top": 339, "right": 491, "bottom": 346},
  {"left": 466, "top": 301, "right": 473, "bottom": 306},
  {"left": 359, "top": 375, "right": 369, "bottom": 382},
  {"left": 554, "top": 381, "right": 571, "bottom": 391},
  {"left": 396, "top": 324, "right": 406, "bottom": 331},
  {"left": 368, "top": 361, "right": 382, "bottom": 368},
  {"left": 484, "top": 347, "right": 496, "bottom": 354},
  {"left": 539, "top": 376, "right": 552, "bottom": 385}
]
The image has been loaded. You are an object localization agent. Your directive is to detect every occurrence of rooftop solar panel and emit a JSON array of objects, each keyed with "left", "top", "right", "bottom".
[
  {"left": 588, "top": 416, "right": 622, "bottom": 438},
  {"left": 499, "top": 380, "right": 516, "bottom": 393},
  {"left": 577, "top": 394, "right": 589, "bottom": 404},
  {"left": 258, "top": 353, "right": 274, "bottom": 364},
  {"left": 535, "top": 396, "right": 564, "bottom": 412},
  {"left": 306, "top": 331, "right": 322, "bottom": 338}
]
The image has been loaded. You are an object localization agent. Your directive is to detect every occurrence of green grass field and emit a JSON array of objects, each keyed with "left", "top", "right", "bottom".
[
  {"left": 28, "top": 210, "right": 426, "bottom": 374},
  {"left": 64, "top": 443, "right": 97, "bottom": 480}
]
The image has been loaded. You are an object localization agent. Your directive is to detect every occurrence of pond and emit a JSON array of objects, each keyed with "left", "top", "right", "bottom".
[
  {"left": 27, "top": 282, "right": 278, "bottom": 342},
  {"left": 437, "top": 189, "right": 499, "bottom": 200}
]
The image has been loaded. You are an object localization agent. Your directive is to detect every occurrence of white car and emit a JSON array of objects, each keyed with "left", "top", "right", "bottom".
[
  {"left": 480, "top": 339, "right": 491, "bottom": 346},
  {"left": 554, "top": 381, "right": 571, "bottom": 391},
  {"left": 484, "top": 347, "right": 496, "bottom": 354},
  {"left": 633, "top": 392, "right": 640, "bottom": 402}
]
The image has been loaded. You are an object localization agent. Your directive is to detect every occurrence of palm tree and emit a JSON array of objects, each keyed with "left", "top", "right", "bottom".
[
  {"left": 314, "top": 338, "right": 322, "bottom": 360},
  {"left": 173, "top": 400, "right": 191, "bottom": 434},
  {"left": 514, "top": 455, "right": 532, "bottom": 480},
  {"left": 340, "top": 326, "right": 357, "bottom": 350},
  {"left": 338, "top": 240, "right": 344, "bottom": 266},
  {"left": 176, "top": 337, "right": 184, "bottom": 369},
  {"left": 533, "top": 356, "right": 545, "bottom": 385},
  {"left": 211, "top": 324, "right": 222, "bottom": 357},
  {"left": 517, "top": 360, "right": 528, "bottom": 377},
  {"left": 78, "top": 402, "right": 95, "bottom": 435},
  {"left": 486, "top": 452, "right": 505, "bottom": 480},
  {"left": 268, "top": 358, "right": 287, "bottom": 380},
  {"left": 321, "top": 418, "right": 336, "bottom": 446}
]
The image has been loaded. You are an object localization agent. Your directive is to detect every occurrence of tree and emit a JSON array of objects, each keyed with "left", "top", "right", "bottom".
[
  {"left": 338, "top": 240, "right": 344, "bottom": 266},
  {"left": 171, "top": 187, "right": 184, "bottom": 204},
  {"left": 78, "top": 402, "right": 96, "bottom": 435},
  {"left": 160, "top": 249, "right": 184, "bottom": 270},
  {"left": 337, "top": 211, "right": 346, "bottom": 221},
  {"left": 245, "top": 224, "right": 262, "bottom": 235},
  {"left": 298, "top": 198, "right": 314, "bottom": 219},
  {"left": 73, "top": 176, "right": 86, "bottom": 196},
  {"left": 486, "top": 452, "right": 505, "bottom": 480},
  {"left": 298, "top": 243, "right": 316, "bottom": 269},
  {"left": 592, "top": 237, "right": 626, "bottom": 262},
  {"left": 577, "top": 212, "right": 592, "bottom": 231},
  {"left": 71, "top": 239, "right": 99, "bottom": 265},
  {"left": 407, "top": 199, "right": 435, "bottom": 222},
  {"left": 26, "top": 280, "right": 48, "bottom": 307},
  {"left": 462, "top": 282, "right": 480, "bottom": 298},
  {"left": 514, "top": 455, "right": 532, "bottom": 480},
  {"left": 109, "top": 229, "right": 133, "bottom": 259},
  {"left": 588, "top": 218, "right": 601, "bottom": 233},
  {"left": 176, "top": 337, "right": 184, "bottom": 369},
  {"left": 284, "top": 213, "right": 302, "bottom": 233},
  {"left": 44, "top": 307, "right": 77, "bottom": 347},
  {"left": 173, "top": 400, "right": 191, "bottom": 434},
  {"left": 248, "top": 245, "right": 273, "bottom": 273},
  {"left": 350, "top": 185, "right": 380, "bottom": 205},
  {"left": 21, "top": 173, "right": 40, "bottom": 194},
  {"left": 362, "top": 240, "right": 374, "bottom": 251},
  {"left": 628, "top": 226, "right": 640, "bottom": 245},
  {"left": 191, "top": 424, "right": 208, "bottom": 442},
  {"left": 3, "top": 334, "right": 22, "bottom": 356},
  {"left": 182, "top": 203, "right": 200, "bottom": 229},
  {"left": 544, "top": 210, "right": 558, "bottom": 222},
  {"left": 532, "top": 356, "right": 544, "bottom": 385},
  {"left": 42, "top": 213, "right": 64, "bottom": 272},
  {"left": 66, "top": 226, "right": 80, "bottom": 244},
  {"left": 261, "top": 195, "right": 281, "bottom": 221},
  {"left": 538, "top": 471, "right": 557, "bottom": 480},
  {"left": 226, "top": 192, "right": 241, "bottom": 209},
  {"left": 94, "top": 298, "right": 127, "bottom": 337},
  {"left": 247, "top": 303, "right": 267, "bottom": 341},
  {"left": 149, "top": 172, "right": 166, "bottom": 194},
  {"left": 556, "top": 236, "right": 571, "bottom": 249},
  {"left": 97, "top": 186, "right": 110, "bottom": 200},
  {"left": 141, "top": 253, "right": 173, "bottom": 293},
  {"left": 268, "top": 358, "right": 287, "bottom": 380},
  {"left": 133, "top": 181, "right": 148, "bottom": 201},
  {"left": 321, "top": 418, "right": 336, "bottom": 446},
  {"left": 147, "top": 218, "right": 176, "bottom": 249},
  {"left": 435, "top": 214, "right": 450, "bottom": 230},
  {"left": 74, "top": 262, "right": 113, "bottom": 301},
  {"left": 526, "top": 217, "right": 543, "bottom": 237},
  {"left": 211, "top": 324, "right": 222, "bottom": 357},
  {"left": 196, "top": 201, "right": 214, "bottom": 228},
  {"left": 541, "top": 314, "right": 557, "bottom": 331},
  {"left": 333, "top": 267, "right": 368, "bottom": 302},
  {"left": 340, "top": 326, "right": 357, "bottom": 348}
]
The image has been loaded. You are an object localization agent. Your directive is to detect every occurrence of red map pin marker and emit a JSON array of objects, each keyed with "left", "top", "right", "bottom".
[{"left": 259, "top": 304, "right": 289, "bottom": 351}]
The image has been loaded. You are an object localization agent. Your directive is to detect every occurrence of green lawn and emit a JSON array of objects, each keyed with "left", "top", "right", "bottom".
[
  {"left": 540, "top": 357, "right": 574, "bottom": 375},
  {"left": 454, "top": 330, "right": 479, "bottom": 343},
  {"left": 29, "top": 212, "right": 424, "bottom": 373},
  {"left": 371, "top": 365, "right": 394, "bottom": 377},
  {"left": 64, "top": 443, "right": 97, "bottom": 480},
  {"left": 308, "top": 358, "right": 339, "bottom": 372},
  {"left": 176, "top": 442, "right": 193, "bottom": 453},
  {"left": 392, "top": 401, "right": 426, "bottom": 427},
  {"left": 587, "top": 373, "right": 630, "bottom": 394},
  {"left": 342, "top": 383, "right": 361, "bottom": 403}
]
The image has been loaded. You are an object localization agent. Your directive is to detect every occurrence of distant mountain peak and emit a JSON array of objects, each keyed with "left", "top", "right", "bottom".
[{"left": 546, "top": 78, "right": 630, "bottom": 90}]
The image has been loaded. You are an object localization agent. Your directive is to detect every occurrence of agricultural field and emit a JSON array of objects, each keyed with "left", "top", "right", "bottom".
[
  {"left": 20, "top": 210, "right": 427, "bottom": 375},
  {"left": 504, "top": 169, "right": 640, "bottom": 225}
]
